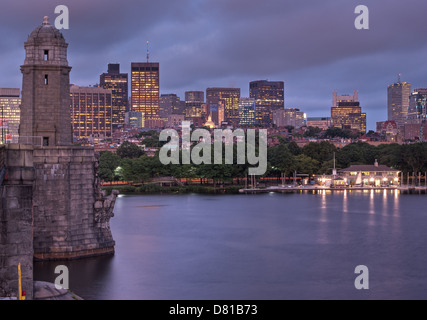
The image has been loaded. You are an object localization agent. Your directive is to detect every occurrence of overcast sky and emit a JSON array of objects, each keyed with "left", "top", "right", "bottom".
[{"left": 1, "top": 0, "right": 427, "bottom": 130}]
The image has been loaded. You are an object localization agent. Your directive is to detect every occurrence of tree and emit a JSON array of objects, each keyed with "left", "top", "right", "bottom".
[
  {"left": 116, "top": 141, "right": 144, "bottom": 159},
  {"left": 99, "top": 151, "right": 121, "bottom": 182},
  {"left": 304, "top": 126, "right": 322, "bottom": 138},
  {"left": 302, "top": 141, "right": 336, "bottom": 163},
  {"left": 291, "top": 154, "right": 320, "bottom": 175}
]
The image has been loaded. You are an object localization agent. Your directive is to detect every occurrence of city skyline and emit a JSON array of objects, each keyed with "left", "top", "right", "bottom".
[{"left": 1, "top": 0, "right": 427, "bottom": 131}]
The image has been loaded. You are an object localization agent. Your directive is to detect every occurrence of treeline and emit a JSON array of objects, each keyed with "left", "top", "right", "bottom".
[{"left": 99, "top": 140, "right": 427, "bottom": 183}]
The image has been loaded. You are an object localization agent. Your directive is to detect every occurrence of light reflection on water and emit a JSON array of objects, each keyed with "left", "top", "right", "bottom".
[{"left": 34, "top": 190, "right": 427, "bottom": 300}]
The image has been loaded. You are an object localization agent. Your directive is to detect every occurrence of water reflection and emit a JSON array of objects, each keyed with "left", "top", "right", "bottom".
[{"left": 33, "top": 191, "right": 426, "bottom": 300}]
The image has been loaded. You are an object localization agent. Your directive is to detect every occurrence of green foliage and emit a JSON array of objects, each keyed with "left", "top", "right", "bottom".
[
  {"left": 116, "top": 141, "right": 144, "bottom": 159},
  {"left": 100, "top": 136, "right": 427, "bottom": 187},
  {"left": 99, "top": 151, "right": 121, "bottom": 182}
]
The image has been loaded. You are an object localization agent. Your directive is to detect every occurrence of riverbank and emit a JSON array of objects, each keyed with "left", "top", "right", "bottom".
[
  {"left": 102, "top": 184, "right": 244, "bottom": 195},
  {"left": 102, "top": 183, "right": 427, "bottom": 195}
]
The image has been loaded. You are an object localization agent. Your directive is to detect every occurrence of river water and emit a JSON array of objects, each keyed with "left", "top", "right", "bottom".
[{"left": 34, "top": 190, "right": 427, "bottom": 300}]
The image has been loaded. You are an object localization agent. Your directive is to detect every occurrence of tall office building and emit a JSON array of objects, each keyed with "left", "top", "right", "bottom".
[
  {"left": 331, "top": 103, "right": 366, "bottom": 133},
  {"left": 273, "top": 108, "right": 306, "bottom": 129},
  {"left": 332, "top": 90, "right": 358, "bottom": 108},
  {"left": 249, "top": 80, "right": 284, "bottom": 126},
  {"left": 160, "top": 93, "right": 185, "bottom": 120},
  {"left": 185, "top": 91, "right": 204, "bottom": 118},
  {"left": 131, "top": 62, "right": 159, "bottom": 120},
  {"left": 387, "top": 77, "right": 411, "bottom": 127},
  {"left": 331, "top": 90, "right": 366, "bottom": 133},
  {"left": 70, "top": 85, "right": 113, "bottom": 140},
  {"left": 100, "top": 63, "right": 128, "bottom": 129},
  {"left": 0, "top": 88, "right": 21, "bottom": 144},
  {"left": 206, "top": 88, "right": 240, "bottom": 124},
  {"left": 407, "top": 88, "right": 427, "bottom": 124},
  {"left": 306, "top": 117, "right": 331, "bottom": 130},
  {"left": 238, "top": 98, "right": 256, "bottom": 126}
]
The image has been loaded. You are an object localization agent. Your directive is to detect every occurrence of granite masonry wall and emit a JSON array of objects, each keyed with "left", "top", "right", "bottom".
[
  {"left": 0, "top": 144, "right": 34, "bottom": 299},
  {"left": 31, "top": 146, "right": 117, "bottom": 260}
]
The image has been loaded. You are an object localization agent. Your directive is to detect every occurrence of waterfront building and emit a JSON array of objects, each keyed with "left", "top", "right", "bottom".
[
  {"left": 338, "top": 160, "right": 400, "bottom": 187},
  {"left": 206, "top": 88, "right": 240, "bottom": 125},
  {"left": 0, "top": 88, "right": 21, "bottom": 144},
  {"left": 249, "top": 80, "right": 284, "bottom": 126},
  {"left": 100, "top": 63, "right": 128, "bottom": 129},
  {"left": 70, "top": 85, "right": 113, "bottom": 140},
  {"left": 273, "top": 108, "right": 306, "bottom": 128},
  {"left": 131, "top": 62, "right": 160, "bottom": 120},
  {"left": 387, "top": 77, "right": 411, "bottom": 127}
]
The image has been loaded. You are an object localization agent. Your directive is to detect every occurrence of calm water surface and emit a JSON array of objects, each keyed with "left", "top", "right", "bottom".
[{"left": 34, "top": 190, "right": 427, "bottom": 300}]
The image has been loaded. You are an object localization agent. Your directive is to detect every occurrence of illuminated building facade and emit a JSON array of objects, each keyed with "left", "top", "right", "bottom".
[
  {"left": 125, "top": 111, "right": 144, "bottom": 128},
  {"left": 185, "top": 91, "right": 204, "bottom": 119},
  {"left": 407, "top": 88, "right": 427, "bottom": 124},
  {"left": 249, "top": 80, "right": 284, "bottom": 126},
  {"left": 100, "top": 63, "right": 128, "bottom": 129},
  {"left": 70, "top": 85, "right": 113, "bottom": 140},
  {"left": 238, "top": 98, "right": 256, "bottom": 126},
  {"left": 333, "top": 90, "right": 358, "bottom": 108},
  {"left": 331, "top": 101, "right": 366, "bottom": 133},
  {"left": 206, "top": 88, "right": 240, "bottom": 124},
  {"left": 0, "top": 88, "right": 21, "bottom": 144},
  {"left": 306, "top": 117, "right": 331, "bottom": 130},
  {"left": 208, "top": 101, "right": 225, "bottom": 126},
  {"left": 273, "top": 108, "right": 306, "bottom": 128},
  {"left": 387, "top": 80, "right": 411, "bottom": 127},
  {"left": 131, "top": 62, "right": 159, "bottom": 120},
  {"left": 331, "top": 90, "right": 366, "bottom": 133},
  {"left": 160, "top": 94, "right": 186, "bottom": 120}
]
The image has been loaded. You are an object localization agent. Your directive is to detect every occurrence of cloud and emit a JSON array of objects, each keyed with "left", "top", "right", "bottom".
[{"left": 1, "top": 0, "right": 427, "bottom": 130}]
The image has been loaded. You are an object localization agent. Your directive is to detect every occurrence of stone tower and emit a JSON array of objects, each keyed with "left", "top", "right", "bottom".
[{"left": 20, "top": 16, "right": 72, "bottom": 146}]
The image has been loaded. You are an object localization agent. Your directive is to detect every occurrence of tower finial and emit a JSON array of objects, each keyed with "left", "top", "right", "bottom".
[
  {"left": 398, "top": 73, "right": 401, "bottom": 83},
  {"left": 43, "top": 16, "right": 50, "bottom": 26},
  {"left": 146, "top": 41, "right": 150, "bottom": 63}
]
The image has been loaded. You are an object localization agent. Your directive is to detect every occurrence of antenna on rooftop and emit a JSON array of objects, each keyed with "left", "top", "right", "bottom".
[
  {"left": 397, "top": 73, "right": 402, "bottom": 83},
  {"left": 146, "top": 41, "right": 150, "bottom": 63}
]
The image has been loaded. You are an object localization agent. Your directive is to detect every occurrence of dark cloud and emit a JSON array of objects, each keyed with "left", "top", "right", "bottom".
[{"left": 1, "top": 0, "right": 427, "bottom": 130}]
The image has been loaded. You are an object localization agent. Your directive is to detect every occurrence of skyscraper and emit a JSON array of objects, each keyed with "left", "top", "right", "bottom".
[
  {"left": 131, "top": 62, "right": 159, "bottom": 120},
  {"left": 100, "top": 63, "right": 128, "bottom": 129},
  {"left": 185, "top": 91, "right": 204, "bottom": 119},
  {"left": 407, "top": 88, "right": 427, "bottom": 124},
  {"left": 332, "top": 90, "right": 358, "bottom": 108},
  {"left": 70, "top": 85, "right": 113, "bottom": 140},
  {"left": 387, "top": 77, "right": 411, "bottom": 127},
  {"left": 238, "top": 98, "right": 256, "bottom": 126},
  {"left": 273, "top": 108, "right": 306, "bottom": 129},
  {"left": 249, "top": 80, "right": 284, "bottom": 126},
  {"left": 160, "top": 93, "right": 186, "bottom": 120},
  {"left": 206, "top": 88, "right": 240, "bottom": 124},
  {"left": 331, "top": 102, "right": 366, "bottom": 133},
  {"left": 0, "top": 88, "right": 21, "bottom": 144}
]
